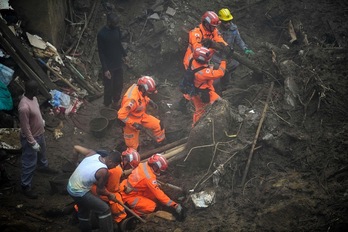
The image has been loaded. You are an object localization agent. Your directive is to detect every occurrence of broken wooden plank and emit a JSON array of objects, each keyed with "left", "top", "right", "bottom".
[
  {"left": 0, "top": 35, "right": 51, "bottom": 99},
  {"left": 0, "top": 19, "right": 56, "bottom": 91},
  {"left": 140, "top": 137, "right": 188, "bottom": 159}
]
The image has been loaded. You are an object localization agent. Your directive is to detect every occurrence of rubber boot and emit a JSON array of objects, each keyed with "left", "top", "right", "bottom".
[
  {"left": 78, "top": 219, "right": 92, "bottom": 232},
  {"left": 98, "top": 213, "right": 114, "bottom": 232}
]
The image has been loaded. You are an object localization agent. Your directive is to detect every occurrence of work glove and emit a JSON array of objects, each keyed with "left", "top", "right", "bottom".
[
  {"left": 173, "top": 204, "right": 187, "bottom": 222},
  {"left": 42, "top": 119, "right": 45, "bottom": 127},
  {"left": 201, "top": 38, "right": 213, "bottom": 48},
  {"left": 32, "top": 142, "right": 41, "bottom": 152},
  {"left": 149, "top": 99, "right": 158, "bottom": 110},
  {"left": 132, "top": 123, "right": 144, "bottom": 131},
  {"left": 175, "top": 204, "right": 183, "bottom": 214},
  {"left": 244, "top": 48, "right": 255, "bottom": 55}
]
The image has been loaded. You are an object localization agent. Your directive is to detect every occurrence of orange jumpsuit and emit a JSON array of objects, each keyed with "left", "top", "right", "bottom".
[
  {"left": 183, "top": 23, "right": 227, "bottom": 68},
  {"left": 189, "top": 59, "right": 226, "bottom": 124},
  {"left": 117, "top": 84, "right": 165, "bottom": 150},
  {"left": 90, "top": 165, "right": 126, "bottom": 223},
  {"left": 120, "top": 162, "right": 178, "bottom": 215}
]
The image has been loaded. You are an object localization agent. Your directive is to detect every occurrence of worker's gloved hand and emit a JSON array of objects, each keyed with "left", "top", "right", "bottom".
[
  {"left": 175, "top": 204, "right": 183, "bottom": 214},
  {"left": 42, "top": 119, "right": 45, "bottom": 127},
  {"left": 32, "top": 142, "right": 41, "bottom": 152},
  {"left": 201, "top": 38, "right": 213, "bottom": 48},
  {"left": 132, "top": 123, "right": 144, "bottom": 131},
  {"left": 173, "top": 204, "right": 187, "bottom": 222},
  {"left": 244, "top": 48, "right": 255, "bottom": 55},
  {"left": 149, "top": 99, "right": 158, "bottom": 110},
  {"left": 108, "top": 193, "right": 117, "bottom": 202}
]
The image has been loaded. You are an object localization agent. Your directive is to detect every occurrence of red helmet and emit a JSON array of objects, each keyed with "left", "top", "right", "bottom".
[
  {"left": 148, "top": 154, "right": 168, "bottom": 174},
  {"left": 201, "top": 11, "right": 220, "bottom": 32},
  {"left": 137, "top": 76, "right": 157, "bottom": 94},
  {"left": 193, "top": 47, "right": 212, "bottom": 63},
  {"left": 121, "top": 148, "right": 141, "bottom": 169}
]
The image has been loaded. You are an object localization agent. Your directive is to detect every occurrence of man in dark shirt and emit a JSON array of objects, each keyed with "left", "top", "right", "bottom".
[{"left": 97, "top": 12, "right": 128, "bottom": 108}]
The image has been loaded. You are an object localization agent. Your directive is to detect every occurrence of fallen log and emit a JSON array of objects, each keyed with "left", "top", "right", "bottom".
[
  {"left": 0, "top": 19, "right": 56, "bottom": 96},
  {"left": 140, "top": 137, "right": 188, "bottom": 159},
  {"left": 0, "top": 34, "right": 52, "bottom": 99}
]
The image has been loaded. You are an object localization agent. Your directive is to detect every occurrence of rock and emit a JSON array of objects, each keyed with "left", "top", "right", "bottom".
[{"left": 184, "top": 100, "right": 236, "bottom": 169}]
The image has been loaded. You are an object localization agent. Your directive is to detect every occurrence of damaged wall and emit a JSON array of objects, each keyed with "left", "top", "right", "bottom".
[{"left": 9, "top": 0, "right": 67, "bottom": 48}]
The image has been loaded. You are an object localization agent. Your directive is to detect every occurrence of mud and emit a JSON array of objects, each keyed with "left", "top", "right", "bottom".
[{"left": 1, "top": 0, "right": 348, "bottom": 231}]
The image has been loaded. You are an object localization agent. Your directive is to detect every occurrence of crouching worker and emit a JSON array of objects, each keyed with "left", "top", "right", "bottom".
[
  {"left": 120, "top": 154, "right": 183, "bottom": 218},
  {"left": 189, "top": 47, "right": 226, "bottom": 125},
  {"left": 90, "top": 148, "right": 141, "bottom": 225},
  {"left": 67, "top": 145, "right": 119, "bottom": 232}
]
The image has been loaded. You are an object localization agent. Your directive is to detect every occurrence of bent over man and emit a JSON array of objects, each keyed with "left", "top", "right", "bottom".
[
  {"left": 186, "top": 47, "right": 226, "bottom": 125},
  {"left": 117, "top": 76, "right": 165, "bottom": 150},
  {"left": 67, "top": 145, "right": 119, "bottom": 232},
  {"left": 120, "top": 154, "right": 182, "bottom": 216},
  {"left": 90, "top": 148, "right": 141, "bottom": 224}
]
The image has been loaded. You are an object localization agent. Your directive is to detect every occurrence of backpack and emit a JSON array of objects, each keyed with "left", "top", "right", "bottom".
[{"left": 179, "top": 59, "right": 206, "bottom": 96}]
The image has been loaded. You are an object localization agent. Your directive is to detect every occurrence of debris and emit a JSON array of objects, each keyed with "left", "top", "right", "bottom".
[
  {"left": 149, "top": 13, "right": 160, "bottom": 20},
  {"left": 191, "top": 189, "right": 216, "bottom": 209},
  {"left": 288, "top": 20, "right": 298, "bottom": 44},
  {"left": 166, "top": 7, "right": 176, "bottom": 16}
]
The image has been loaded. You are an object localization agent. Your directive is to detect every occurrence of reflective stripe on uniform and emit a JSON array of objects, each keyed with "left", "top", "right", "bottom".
[
  {"left": 124, "top": 133, "right": 134, "bottom": 139},
  {"left": 142, "top": 163, "right": 151, "bottom": 179},
  {"left": 98, "top": 212, "right": 111, "bottom": 219},
  {"left": 130, "top": 197, "right": 139, "bottom": 208}
]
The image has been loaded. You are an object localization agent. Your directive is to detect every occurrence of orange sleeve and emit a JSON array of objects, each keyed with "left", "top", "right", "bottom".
[
  {"left": 213, "top": 29, "right": 228, "bottom": 45},
  {"left": 146, "top": 178, "right": 176, "bottom": 207},
  {"left": 189, "top": 28, "right": 203, "bottom": 51},
  {"left": 106, "top": 166, "right": 123, "bottom": 192},
  {"left": 117, "top": 99, "right": 137, "bottom": 125},
  {"left": 196, "top": 60, "right": 226, "bottom": 81}
]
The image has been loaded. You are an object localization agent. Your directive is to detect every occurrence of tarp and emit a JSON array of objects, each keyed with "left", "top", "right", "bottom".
[{"left": 0, "top": 80, "right": 13, "bottom": 110}]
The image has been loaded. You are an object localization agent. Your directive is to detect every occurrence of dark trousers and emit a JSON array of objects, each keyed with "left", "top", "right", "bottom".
[
  {"left": 103, "top": 68, "right": 123, "bottom": 107},
  {"left": 20, "top": 134, "right": 48, "bottom": 189},
  {"left": 71, "top": 191, "right": 113, "bottom": 232}
]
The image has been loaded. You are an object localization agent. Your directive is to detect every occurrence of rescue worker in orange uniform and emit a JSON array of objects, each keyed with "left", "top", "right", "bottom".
[
  {"left": 120, "top": 154, "right": 183, "bottom": 216},
  {"left": 180, "top": 11, "right": 228, "bottom": 110},
  {"left": 188, "top": 46, "right": 226, "bottom": 125},
  {"left": 117, "top": 76, "right": 165, "bottom": 150},
  {"left": 183, "top": 11, "right": 227, "bottom": 65},
  {"left": 90, "top": 148, "right": 141, "bottom": 224}
]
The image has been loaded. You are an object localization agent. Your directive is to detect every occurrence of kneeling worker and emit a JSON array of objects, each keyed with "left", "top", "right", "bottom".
[{"left": 120, "top": 154, "right": 183, "bottom": 217}]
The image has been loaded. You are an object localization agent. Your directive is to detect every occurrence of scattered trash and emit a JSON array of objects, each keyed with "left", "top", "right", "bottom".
[
  {"left": 212, "top": 164, "right": 225, "bottom": 187},
  {"left": 0, "top": 63, "right": 14, "bottom": 86},
  {"left": 166, "top": 7, "right": 176, "bottom": 16},
  {"left": 149, "top": 13, "right": 160, "bottom": 20},
  {"left": 191, "top": 189, "right": 216, "bottom": 209},
  {"left": 0, "top": 128, "right": 21, "bottom": 151}
]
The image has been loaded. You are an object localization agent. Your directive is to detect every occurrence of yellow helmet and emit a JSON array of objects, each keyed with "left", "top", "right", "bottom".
[{"left": 218, "top": 8, "right": 233, "bottom": 21}]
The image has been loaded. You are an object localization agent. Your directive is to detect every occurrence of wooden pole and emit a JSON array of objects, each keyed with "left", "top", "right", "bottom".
[{"left": 241, "top": 82, "right": 274, "bottom": 186}]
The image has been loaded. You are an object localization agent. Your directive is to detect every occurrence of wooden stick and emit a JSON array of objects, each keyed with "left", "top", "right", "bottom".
[
  {"left": 140, "top": 137, "right": 188, "bottom": 159},
  {"left": 37, "top": 58, "right": 79, "bottom": 92},
  {"left": 241, "top": 82, "right": 274, "bottom": 186},
  {"left": 288, "top": 20, "right": 298, "bottom": 43}
]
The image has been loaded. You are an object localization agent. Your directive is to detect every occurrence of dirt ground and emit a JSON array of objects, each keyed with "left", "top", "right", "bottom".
[{"left": 1, "top": 0, "right": 348, "bottom": 231}]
